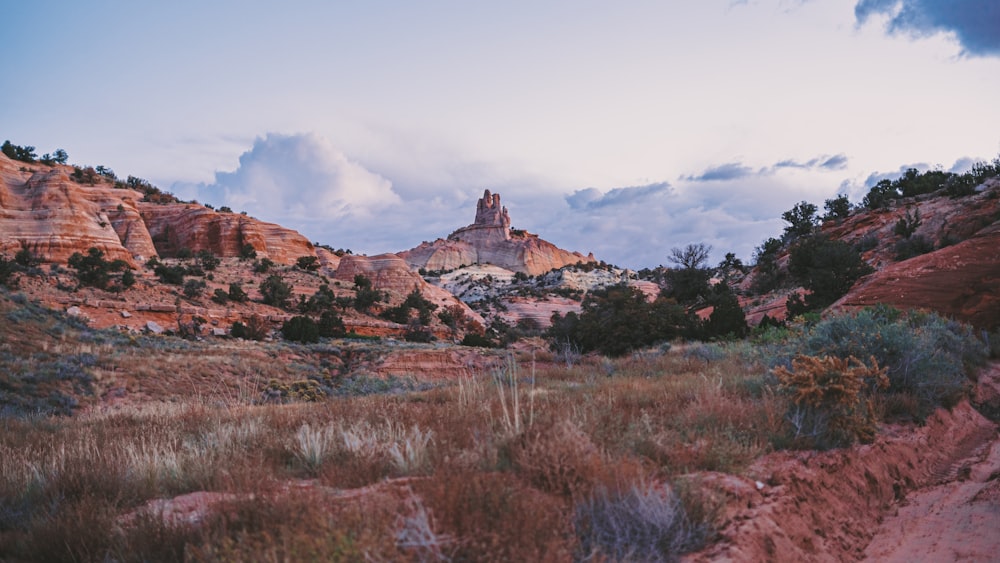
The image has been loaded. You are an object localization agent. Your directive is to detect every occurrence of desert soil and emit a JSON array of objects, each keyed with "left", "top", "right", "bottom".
[{"left": 862, "top": 363, "right": 1000, "bottom": 562}]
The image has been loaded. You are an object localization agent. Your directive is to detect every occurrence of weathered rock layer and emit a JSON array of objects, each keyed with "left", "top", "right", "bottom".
[{"left": 0, "top": 154, "right": 316, "bottom": 265}]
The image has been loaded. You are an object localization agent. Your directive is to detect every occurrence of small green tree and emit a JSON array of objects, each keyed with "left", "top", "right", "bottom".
[
  {"left": 239, "top": 243, "right": 258, "bottom": 261},
  {"left": 862, "top": 180, "right": 899, "bottom": 210},
  {"left": 823, "top": 195, "right": 851, "bottom": 221},
  {"left": 893, "top": 208, "right": 921, "bottom": 239},
  {"left": 296, "top": 255, "right": 320, "bottom": 271},
  {"left": 788, "top": 235, "right": 873, "bottom": 311},
  {"left": 782, "top": 201, "right": 819, "bottom": 239},
  {"left": 665, "top": 243, "right": 712, "bottom": 304},
  {"left": 227, "top": 282, "right": 248, "bottom": 303},
  {"left": 68, "top": 247, "right": 128, "bottom": 290},
  {"left": 353, "top": 274, "right": 384, "bottom": 313},
  {"left": 0, "top": 254, "right": 18, "bottom": 288},
  {"left": 183, "top": 279, "right": 206, "bottom": 298},
  {"left": 197, "top": 250, "right": 221, "bottom": 271},
  {"left": 260, "top": 274, "right": 293, "bottom": 308},
  {"left": 318, "top": 311, "right": 347, "bottom": 338},
  {"left": 253, "top": 258, "right": 274, "bottom": 273},
  {"left": 282, "top": 316, "right": 319, "bottom": 343},
  {"left": 703, "top": 285, "right": 748, "bottom": 339},
  {"left": 154, "top": 264, "right": 186, "bottom": 285}
]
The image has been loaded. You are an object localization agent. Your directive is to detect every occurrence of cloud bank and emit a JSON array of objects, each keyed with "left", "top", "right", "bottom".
[
  {"left": 855, "top": 0, "right": 1000, "bottom": 56},
  {"left": 195, "top": 132, "right": 400, "bottom": 223},
  {"left": 178, "top": 133, "right": 950, "bottom": 270}
]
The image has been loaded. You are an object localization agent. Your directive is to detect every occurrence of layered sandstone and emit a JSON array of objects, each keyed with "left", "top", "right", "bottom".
[
  {"left": 0, "top": 155, "right": 146, "bottom": 265},
  {"left": 139, "top": 203, "right": 315, "bottom": 263},
  {"left": 399, "top": 189, "right": 595, "bottom": 276},
  {"left": 0, "top": 154, "right": 319, "bottom": 266}
]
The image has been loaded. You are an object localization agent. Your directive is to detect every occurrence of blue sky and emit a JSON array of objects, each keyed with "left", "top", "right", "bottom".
[{"left": 3, "top": 1, "right": 999, "bottom": 268}]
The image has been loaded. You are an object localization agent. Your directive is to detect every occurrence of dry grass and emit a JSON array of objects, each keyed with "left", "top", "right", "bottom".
[{"left": 0, "top": 292, "right": 794, "bottom": 561}]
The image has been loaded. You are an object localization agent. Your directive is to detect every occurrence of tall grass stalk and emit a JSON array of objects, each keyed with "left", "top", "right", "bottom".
[{"left": 491, "top": 354, "right": 534, "bottom": 435}]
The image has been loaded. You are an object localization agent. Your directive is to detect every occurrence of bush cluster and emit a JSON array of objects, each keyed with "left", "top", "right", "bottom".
[
  {"left": 67, "top": 247, "right": 133, "bottom": 291},
  {"left": 770, "top": 306, "right": 986, "bottom": 421}
]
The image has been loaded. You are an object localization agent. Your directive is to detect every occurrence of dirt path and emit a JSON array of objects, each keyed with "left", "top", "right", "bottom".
[
  {"left": 861, "top": 437, "right": 1000, "bottom": 562},
  {"left": 862, "top": 363, "right": 1000, "bottom": 562}
]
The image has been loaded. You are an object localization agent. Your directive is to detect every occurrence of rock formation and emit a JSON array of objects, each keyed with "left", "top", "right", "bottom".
[
  {"left": 834, "top": 223, "right": 1000, "bottom": 330},
  {"left": 0, "top": 156, "right": 146, "bottom": 265},
  {"left": 334, "top": 253, "right": 484, "bottom": 328},
  {"left": 139, "top": 203, "right": 314, "bottom": 263},
  {"left": 399, "top": 189, "right": 596, "bottom": 276},
  {"left": 0, "top": 154, "right": 317, "bottom": 266}
]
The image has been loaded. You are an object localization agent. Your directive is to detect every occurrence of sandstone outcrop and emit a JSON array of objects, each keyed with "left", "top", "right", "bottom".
[
  {"left": 0, "top": 154, "right": 319, "bottom": 266},
  {"left": 139, "top": 203, "right": 315, "bottom": 263},
  {"left": 399, "top": 189, "right": 596, "bottom": 276},
  {"left": 0, "top": 155, "right": 148, "bottom": 265},
  {"left": 834, "top": 223, "right": 1000, "bottom": 330}
]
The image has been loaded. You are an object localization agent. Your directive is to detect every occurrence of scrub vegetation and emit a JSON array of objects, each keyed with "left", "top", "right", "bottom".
[{"left": 0, "top": 286, "right": 988, "bottom": 561}]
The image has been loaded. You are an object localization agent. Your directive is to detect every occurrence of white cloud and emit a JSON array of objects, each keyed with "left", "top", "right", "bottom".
[{"left": 180, "top": 132, "right": 399, "bottom": 223}]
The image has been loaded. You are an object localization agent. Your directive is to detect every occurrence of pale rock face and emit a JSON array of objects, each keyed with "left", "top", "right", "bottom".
[{"left": 399, "top": 189, "right": 595, "bottom": 276}]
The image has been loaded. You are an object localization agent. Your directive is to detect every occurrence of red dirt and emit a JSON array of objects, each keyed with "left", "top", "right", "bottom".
[{"left": 686, "top": 364, "right": 1000, "bottom": 562}]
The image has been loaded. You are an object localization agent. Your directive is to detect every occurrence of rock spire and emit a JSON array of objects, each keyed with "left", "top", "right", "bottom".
[{"left": 474, "top": 189, "right": 511, "bottom": 230}]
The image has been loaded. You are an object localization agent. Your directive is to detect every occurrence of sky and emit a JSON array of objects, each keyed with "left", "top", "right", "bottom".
[{"left": 3, "top": 0, "right": 999, "bottom": 269}]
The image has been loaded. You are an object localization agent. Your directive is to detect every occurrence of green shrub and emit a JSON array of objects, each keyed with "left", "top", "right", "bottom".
[
  {"left": 212, "top": 288, "right": 230, "bottom": 304},
  {"left": 787, "top": 235, "right": 872, "bottom": 311},
  {"left": 547, "top": 285, "right": 695, "bottom": 357},
  {"left": 317, "top": 311, "right": 346, "bottom": 338},
  {"left": 823, "top": 194, "right": 851, "bottom": 221},
  {"left": 853, "top": 234, "right": 879, "bottom": 253},
  {"left": 68, "top": 248, "right": 130, "bottom": 290},
  {"left": 183, "top": 279, "right": 206, "bottom": 298},
  {"left": 0, "top": 255, "right": 18, "bottom": 288},
  {"left": 893, "top": 208, "right": 921, "bottom": 239},
  {"left": 894, "top": 235, "right": 934, "bottom": 261},
  {"left": 352, "top": 275, "right": 384, "bottom": 313},
  {"left": 282, "top": 316, "right": 319, "bottom": 343},
  {"left": 253, "top": 258, "right": 274, "bottom": 273},
  {"left": 239, "top": 243, "right": 257, "bottom": 261},
  {"left": 197, "top": 250, "right": 220, "bottom": 271},
  {"left": 153, "top": 264, "right": 186, "bottom": 285},
  {"left": 295, "top": 255, "right": 320, "bottom": 271},
  {"left": 781, "top": 201, "right": 819, "bottom": 239},
  {"left": 259, "top": 274, "right": 292, "bottom": 308},
  {"left": 228, "top": 282, "right": 249, "bottom": 303},
  {"left": 771, "top": 307, "right": 986, "bottom": 419},
  {"left": 231, "top": 315, "right": 269, "bottom": 341}
]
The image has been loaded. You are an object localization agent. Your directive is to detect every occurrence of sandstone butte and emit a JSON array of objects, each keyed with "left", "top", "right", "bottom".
[{"left": 398, "top": 189, "right": 597, "bottom": 276}]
